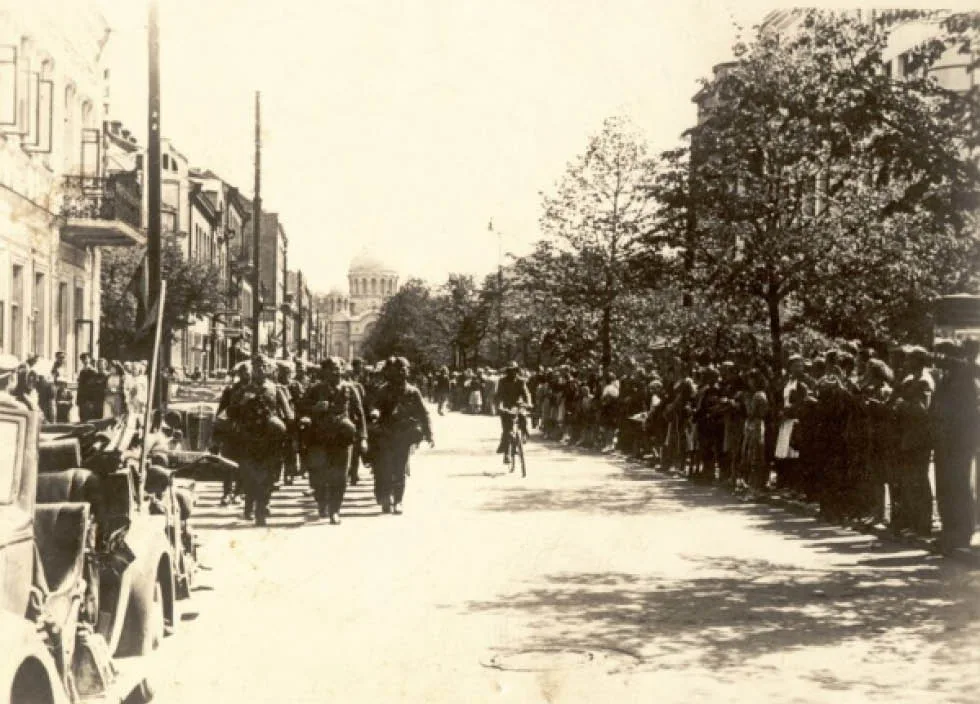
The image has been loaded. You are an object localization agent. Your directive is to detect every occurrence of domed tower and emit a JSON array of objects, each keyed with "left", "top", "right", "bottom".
[
  {"left": 348, "top": 250, "right": 399, "bottom": 314},
  {"left": 325, "top": 286, "right": 350, "bottom": 319}
]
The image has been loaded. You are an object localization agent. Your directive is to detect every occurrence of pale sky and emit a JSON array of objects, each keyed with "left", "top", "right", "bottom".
[{"left": 97, "top": 0, "right": 764, "bottom": 292}]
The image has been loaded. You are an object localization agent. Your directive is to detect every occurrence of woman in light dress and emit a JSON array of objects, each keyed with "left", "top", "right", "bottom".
[{"left": 104, "top": 360, "right": 129, "bottom": 418}]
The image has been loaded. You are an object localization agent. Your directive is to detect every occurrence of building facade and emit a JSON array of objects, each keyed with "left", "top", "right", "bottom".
[
  {"left": 258, "top": 211, "right": 288, "bottom": 357},
  {"left": 0, "top": 1, "right": 142, "bottom": 377},
  {"left": 320, "top": 251, "right": 398, "bottom": 362}
]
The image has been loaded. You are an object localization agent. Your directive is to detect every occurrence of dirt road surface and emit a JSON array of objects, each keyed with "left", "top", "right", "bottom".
[{"left": 149, "top": 409, "right": 980, "bottom": 704}]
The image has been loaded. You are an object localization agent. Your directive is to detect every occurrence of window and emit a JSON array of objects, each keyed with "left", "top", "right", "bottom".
[
  {"left": 57, "top": 282, "right": 68, "bottom": 354},
  {"left": 162, "top": 153, "right": 169, "bottom": 170},
  {"left": 32, "top": 271, "right": 45, "bottom": 356},
  {"left": 63, "top": 84, "right": 76, "bottom": 172},
  {"left": 10, "top": 265, "right": 23, "bottom": 357},
  {"left": 74, "top": 285, "right": 84, "bottom": 334},
  {"left": 80, "top": 100, "right": 93, "bottom": 129}
]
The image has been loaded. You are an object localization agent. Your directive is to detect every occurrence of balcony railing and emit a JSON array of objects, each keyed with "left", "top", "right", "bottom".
[
  {"left": 62, "top": 174, "right": 142, "bottom": 228},
  {"left": 60, "top": 174, "right": 144, "bottom": 247}
]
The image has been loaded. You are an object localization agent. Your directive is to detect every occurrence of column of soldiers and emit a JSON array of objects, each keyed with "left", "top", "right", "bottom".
[{"left": 217, "top": 355, "right": 432, "bottom": 527}]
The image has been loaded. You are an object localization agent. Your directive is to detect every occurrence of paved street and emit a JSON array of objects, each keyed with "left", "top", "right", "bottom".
[{"left": 149, "top": 408, "right": 980, "bottom": 704}]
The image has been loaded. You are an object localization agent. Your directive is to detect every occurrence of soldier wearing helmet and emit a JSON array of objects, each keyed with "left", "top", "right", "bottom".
[
  {"left": 299, "top": 356, "right": 367, "bottom": 523},
  {"left": 228, "top": 355, "right": 293, "bottom": 525},
  {"left": 372, "top": 357, "right": 433, "bottom": 514}
]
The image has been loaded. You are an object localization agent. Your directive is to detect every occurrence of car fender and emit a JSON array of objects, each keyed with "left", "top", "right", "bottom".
[
  {"left": 104, "top": 514, "right": 174, "bottom": 655},
  {"left": 112, "top": 515, "right": 175, "bottom": 657},
  {"left": 0, "top": 611, "right": 70, "bottom": 704}
]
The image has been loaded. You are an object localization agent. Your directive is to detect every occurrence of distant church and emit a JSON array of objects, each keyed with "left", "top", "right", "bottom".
[{"left": 321, "top": 251, "right": 399, "bottom": 361}]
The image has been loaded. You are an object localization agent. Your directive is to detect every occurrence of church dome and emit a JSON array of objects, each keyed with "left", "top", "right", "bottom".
[
  {"left": 349, "top": 250, "right": 395, "bottom": 274},
  {"left": 327, "top": 285, "right": 346, "bottom": 297}
]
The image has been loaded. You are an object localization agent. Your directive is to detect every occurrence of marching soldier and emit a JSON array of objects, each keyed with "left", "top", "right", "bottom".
[
  {"left": 347, "top": 359, "right": 368, "bottom": 486},
  {"left": 230, "top": 356, "right": 293, "bottom": 526},
  {"left": 300, "top": 357, "right": 367, "bottom": 523},
  {"left": 276, "top": 360, "right": 299, "bottom": 486},
  {"left": 373, "top": 357, "right": 433, "bottom": 515},
  {"left": 215, "top": 362, "right": 251, "bottom": 506},
  {"left": 291, "top": 360, "right": 310, "bottom": 478}
]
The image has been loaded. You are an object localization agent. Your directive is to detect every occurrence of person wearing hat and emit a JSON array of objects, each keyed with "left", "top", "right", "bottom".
[
  {"left": 275, "top": 360, "right": 301, "bottom": 486},
  {"left": 229, "top": 356, "right": 293, "bottom": 525},
  {"left": 494, "top": 362, "right": 531, "bottom": 463},
  {"left": 931, "top": 339, "right": 980, "bottom": 551},
  {"left": 0, "top": 354, "right": 25, "bottom": 409},
  {"left": 372, "top": 357, "right": 432, "bottom": 514},
  {"left": 76, "top": 353, "right": 103, "bottom": 421},
  {"left": 344, "top": 364, "right": 368, "bottom": 486},
  {"left": 434, "top": 366, "right": 451, "bottom": 416},
  {"left": 215, "top": 363, "right": 252, "bottom": 506},
  {"left": 891, "top": 346, "right": 936, "bottom": 537},
  {"left": 299, "top": 357, "right": 367, "bottom": 523},
  {"left": 861, "top": 358, "right": 895, "bottom": 526}
]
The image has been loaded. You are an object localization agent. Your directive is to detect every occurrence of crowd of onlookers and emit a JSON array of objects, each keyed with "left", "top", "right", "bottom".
[
  {"left": 423, "top": 338, "right": 979, "bottom": 553},
  {"left": 0, "top": 350, "right": 152, "bottom": 423}
]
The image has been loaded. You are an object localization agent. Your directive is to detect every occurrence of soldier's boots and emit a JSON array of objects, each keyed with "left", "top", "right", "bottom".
[{"left": 380, "top": 497, "right": 392, "bottom": 514}]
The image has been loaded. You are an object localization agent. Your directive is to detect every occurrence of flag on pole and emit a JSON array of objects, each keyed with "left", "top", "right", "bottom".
[
  {"left": 126, "top": 251, "right": 156, "bottom": 335},
  {"left": 139, "top": 294, "right": 161, "bottom": 336}
]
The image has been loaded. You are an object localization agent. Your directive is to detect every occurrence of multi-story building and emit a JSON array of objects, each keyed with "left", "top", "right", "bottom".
[
  {"left": 286, "top": 268, "right": 314, "bottom": 362},
  {"left": 258, "top": 211, "right": 288, "bottom": 357},
  {"left": 0, "top": 2, "right": 142, "bottom": 377}
]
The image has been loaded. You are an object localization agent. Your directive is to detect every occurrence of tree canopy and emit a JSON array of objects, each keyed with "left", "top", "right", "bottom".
[{"left": 100, "top": 238, "right": 229, "bottom": 360}]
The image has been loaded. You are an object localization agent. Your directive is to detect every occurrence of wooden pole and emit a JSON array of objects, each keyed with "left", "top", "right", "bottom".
[
  {"left": 147, "top": 0, "right": 164, "bottom": 403},
  {"left": 138, "top": 281, "right": 167, "bottom": 500},
  {"left": 251, "top": 92, "right": 262, "bottom": 357}
]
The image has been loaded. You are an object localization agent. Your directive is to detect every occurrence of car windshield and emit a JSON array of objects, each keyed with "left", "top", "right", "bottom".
[{"left": 0, "top": 418, "right": 21, "bottom": 504}]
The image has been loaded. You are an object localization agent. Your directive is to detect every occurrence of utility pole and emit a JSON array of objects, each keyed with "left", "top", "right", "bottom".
[
  {"left": 147, "top": 0, "right": 164, "bottom": 407},
  {"left": 490, "top": 219, "right": 503, "bottom": 366},
  {"left": 296, "top": 270, "right": 304, "bottom": 360},
  {"left": 251, "top": 92, "right": 261, "bottom": 357}
]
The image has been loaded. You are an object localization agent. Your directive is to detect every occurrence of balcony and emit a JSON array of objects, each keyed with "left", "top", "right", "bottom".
[
  {"left": 60, "top": 174, "right": 145, "bottom": 248},
  {"left": 280, "top": 293, "right": 297, "bottom": 317},
  {"left": 229, "top": 251, "right": 255, "bottom": 280}
]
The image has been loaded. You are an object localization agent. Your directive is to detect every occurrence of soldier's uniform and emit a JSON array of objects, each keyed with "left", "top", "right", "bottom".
[
  {"left": 347, "top": 373, "right": 367, "bottom": 485},
  {"left": 230, "top": 359, "right": 293, "bottom": 526},
  {"left": 289, "top": 366, "right": 309, "bottom": 479},
  {"left": 215, "top": 367, "right": 251, "bottom": 504},
  {"left": 301, "top": 358, "right": 367, "bottom": 523},
  {"left": 373, "top": 358, "right": 433, "bottom": 514}
]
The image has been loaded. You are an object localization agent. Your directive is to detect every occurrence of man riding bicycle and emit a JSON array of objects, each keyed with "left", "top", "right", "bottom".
[{"left": 495, "top": 361, "right": 532, "bottom": 464}]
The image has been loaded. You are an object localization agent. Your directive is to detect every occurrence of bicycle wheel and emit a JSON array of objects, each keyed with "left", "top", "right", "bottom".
[
  {"left": 509, "top": 432, "right": 517, "bottom": 474},
  {"left": 515, "top": 433, "right": 526, "bottom": 478}
]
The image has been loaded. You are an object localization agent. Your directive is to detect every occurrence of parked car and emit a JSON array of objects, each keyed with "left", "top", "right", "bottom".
[{"left": 0, "top": 406, "right": 155, "bottom": 703}]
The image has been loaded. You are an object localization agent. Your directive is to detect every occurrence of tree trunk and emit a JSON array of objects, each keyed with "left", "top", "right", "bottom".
[
  {"left": 767, "top": 292, "right": 783, "bottom": 377},
  {"left": 600, "top": 304, "right": 612, "bottom": 370}
]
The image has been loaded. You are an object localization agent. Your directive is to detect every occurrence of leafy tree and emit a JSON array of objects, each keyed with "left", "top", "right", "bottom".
[
  {"left": 439, "top": 274, "right": 493, "bottom": 368},
  {"left": 536, "top": 115, "right": 660, "bottom": 368},
  {"left": 651, "top": 10, "right": 980, "bottom": 369},
  {"left": 99, "top": 237, "right": 229, "bottom": 360},
  {"left": 362, "top": 279, "right": 450, "bottom": 370}
]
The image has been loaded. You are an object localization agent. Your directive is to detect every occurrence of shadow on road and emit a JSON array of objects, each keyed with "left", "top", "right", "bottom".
[{"left": 462, "top": 557, "right": 980, "bottom": 688}]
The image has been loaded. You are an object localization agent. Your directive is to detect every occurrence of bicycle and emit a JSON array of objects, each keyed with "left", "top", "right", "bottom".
[{"left": 500, "top": 406, "right": 528, "bottom": 478}]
